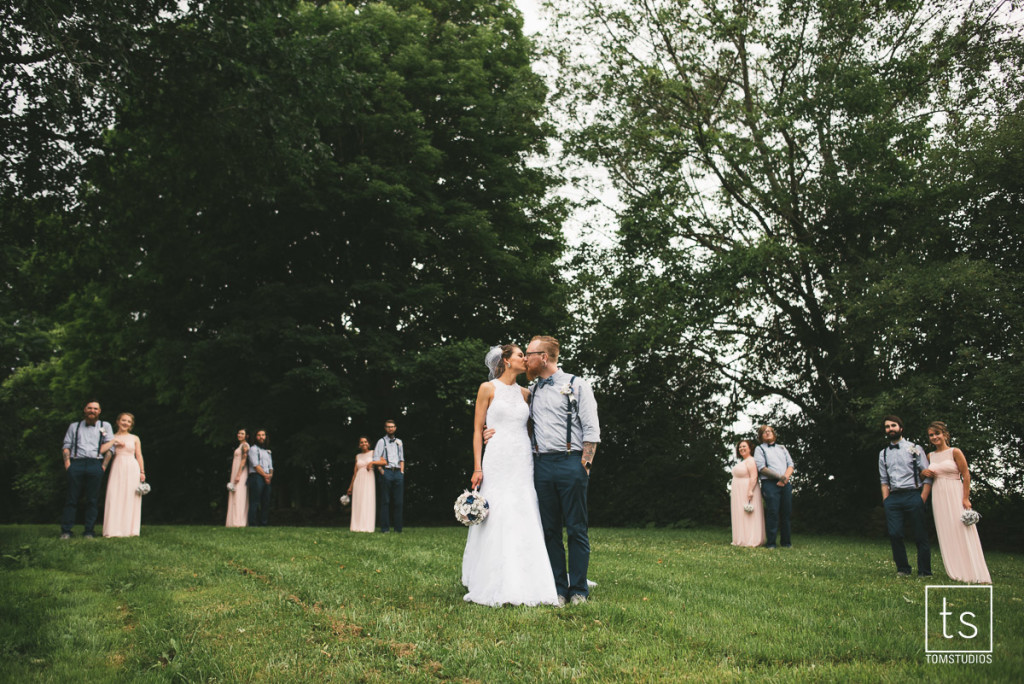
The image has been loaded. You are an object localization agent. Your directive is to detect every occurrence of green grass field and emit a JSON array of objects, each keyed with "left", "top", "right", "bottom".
[{"left": 0, "top": 525, "right": 1020, "bottom": 682}]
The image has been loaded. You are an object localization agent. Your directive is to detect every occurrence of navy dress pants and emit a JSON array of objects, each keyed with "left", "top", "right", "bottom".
[
  {"left": 534, "top": 451, "right": 590, "bottom": 599},
  {"left": 379, "top": 469, "right": 404, "bottom": 532},
  {"left": 762, "top": 481, "right": 792, "bottom": 547},
  {"left": 248, "top": 475, "right": 271, "bottom": 527},
  {"left": 884, "top": 489, "right": 931, "bottom": 575},
  {"left": 61, "top": 459, "right": 104, "bottom": 535}
]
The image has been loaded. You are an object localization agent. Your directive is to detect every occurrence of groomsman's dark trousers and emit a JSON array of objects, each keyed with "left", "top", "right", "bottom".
[
  {"left": 61, "top": 458, "right": 104, "bottom": 536},
  {"left": 883, "top": 489, "right": 931, "bottom": 575},
  {"left": 248, "top": 475, "right": 271, "bottom": 527},
  {"left": 762, "top": 481, "right": 793, "bottom": 548},
  {"left": 534, "top": 451, "right": 590, "bottom": 599},
  {"left": 379, "top": 468, "right": 404, "bottom": 532}
]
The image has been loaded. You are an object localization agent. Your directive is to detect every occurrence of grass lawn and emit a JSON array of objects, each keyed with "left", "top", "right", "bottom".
[{"left": 0, "top": 524, "right": 1020, "bottom": 682}]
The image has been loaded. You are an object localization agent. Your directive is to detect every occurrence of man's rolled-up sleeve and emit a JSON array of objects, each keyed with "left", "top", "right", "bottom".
[
  {"left": 62, "top": 423, "right": 75, "bottom": 452},
  {"left": 879, "top": 452, "right": 889, "bottom": 486},
  {"left": 577, "top": 381, "right": 600, "bottom": 443}
]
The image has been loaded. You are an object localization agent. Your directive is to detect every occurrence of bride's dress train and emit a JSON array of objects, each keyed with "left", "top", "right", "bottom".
[{"left": 461, "top": 379, "right": 559, "bottom": 606}]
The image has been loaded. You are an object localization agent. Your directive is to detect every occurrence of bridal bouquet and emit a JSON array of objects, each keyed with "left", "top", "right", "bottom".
[
  {"left": 339, "top": 495, "right": 351, "bottom": 506},
  {"left": 960, "top": 509, "right": 981, "bottom": 526},
  {"left": 454, "top": 489, "right": 489, "bottom": 526},
  {"left": 743, "top": 503, "right": 755, "bottom": 513},
  {"left": 226, "top": 482, "right": 236, "bottom": 492},
  {"left": 136, "top": 482, "right": 151, "bottom": 496}
]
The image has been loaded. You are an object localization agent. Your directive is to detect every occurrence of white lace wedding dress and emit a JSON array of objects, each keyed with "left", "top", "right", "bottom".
[{"left": 461, "top": 379, "right": 559, "bottom": 606}]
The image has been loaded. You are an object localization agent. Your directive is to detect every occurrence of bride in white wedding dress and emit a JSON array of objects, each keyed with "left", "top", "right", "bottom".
[{"left": 461, "top": 345, "right": 559, "bottom": 607}]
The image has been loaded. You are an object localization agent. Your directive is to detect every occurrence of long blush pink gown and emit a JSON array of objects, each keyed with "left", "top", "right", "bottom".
[
  {"left": 103, "top": 434, "right": 142, "bottom": 537},
  {"left": 350, "top": 451, "right": 376, "bottom": 532},
  {"left": 730, "top": 458, "right": 766, "bottom": 547},
  {"left": 225, "top": 444, "right": 249, "bottom": 527},
  {"left": 930, "top": 448, "right": 991, "bottom": 583}
]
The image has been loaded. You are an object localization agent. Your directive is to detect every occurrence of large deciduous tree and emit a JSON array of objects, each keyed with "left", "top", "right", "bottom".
[
  {"left": 3, "top": 0, "right": 566, "bottom": 523},
  {"left": 547, "top": 0, "right": 1024, "bottom": 531}
]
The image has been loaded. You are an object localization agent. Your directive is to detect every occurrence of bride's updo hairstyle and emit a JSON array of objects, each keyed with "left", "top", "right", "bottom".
[{"left": 485, "top": 344, "right": 518, "bottom": 380}]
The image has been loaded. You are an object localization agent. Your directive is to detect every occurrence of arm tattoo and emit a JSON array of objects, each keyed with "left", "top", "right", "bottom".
[{"left": 582, "top": 442, "right": 597, "bottom": 463}]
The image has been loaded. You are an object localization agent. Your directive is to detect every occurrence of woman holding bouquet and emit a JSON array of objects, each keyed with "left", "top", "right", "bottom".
[
  {"left": 225, "top": 429, "right": 249, "bottom": 527},
  {"left": 461, "top": 345, "right": 559, "bottom": 607},
  {"left": 101, "top": 412, "right": 145, "bottom": 537},
  {"left": 730, "top": 439, "right": 766, "bottom": 547},
  {"left": 347, "top": 436, "right": 382, "bottom": 533},
  {"left": 920, "top": 422, "right": 991, "bottom": 583}
]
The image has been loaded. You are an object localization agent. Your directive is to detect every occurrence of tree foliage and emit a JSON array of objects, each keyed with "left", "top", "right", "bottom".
[
  {"left": 2, "top": 0, "right": 566, "bottom": 524},
  {"left": 546, "top": 0, "right": 1024, "bottom": 532}
]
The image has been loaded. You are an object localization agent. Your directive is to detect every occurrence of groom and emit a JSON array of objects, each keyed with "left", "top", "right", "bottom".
[{"left": 524, "top": 335, "right": 601, "bottom": 605}]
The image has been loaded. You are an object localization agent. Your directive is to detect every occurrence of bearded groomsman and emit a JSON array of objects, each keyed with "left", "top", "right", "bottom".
[
  {"left": 374, "top": 419, "right": 405, "bottom": 533},
  {"left": 247, "top": 430, "right": 274, "bottom": 527},
  {"left": 878, "top": 415, "right": 932, "bottom": 577},
  {"left": 60, "top": 400, "right": 115, "bottom": 538}
]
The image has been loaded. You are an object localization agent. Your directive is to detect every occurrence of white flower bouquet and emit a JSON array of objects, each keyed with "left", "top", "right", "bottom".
[
  {"left": 226, "top": 482, "right": 236, "bottom": 492},
  {"left": 454, "top": 489, "right": 489, "bottom": 526},
  {"left": 136, "top": 482, "right": 151, "bottom": 496},
  {"left": 339, "top": 495, "right": 351, "bottom": 506},
  {"left": 960, "top": 509, "right": 981, "bottom": 526},
  {"left": 743, "top": 503, "right": 754, "bottom": 513}
]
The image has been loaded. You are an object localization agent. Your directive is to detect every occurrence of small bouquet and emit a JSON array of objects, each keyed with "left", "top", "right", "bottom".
[
  {"left": 454, "top": 489, "right": 489, "bottom": 526},
  {"left": 960, "top": 509, "right": 981, "bottom": 526},
  {"left": 339, "top": 494, "right": 351, "bottom": 506},
  {"left": 226, "top": 482, "right": 236, "bottom": 492},
  {"left": 136, "top": 482, "right": 151, "bottom": 496},
  {"left": 743, "top": 503, "right": 755, "bottom": 513}
]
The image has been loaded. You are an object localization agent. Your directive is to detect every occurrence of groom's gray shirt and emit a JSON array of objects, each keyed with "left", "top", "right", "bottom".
[{"left": 530, "top": 369, "right": 600, "bottom": 453}]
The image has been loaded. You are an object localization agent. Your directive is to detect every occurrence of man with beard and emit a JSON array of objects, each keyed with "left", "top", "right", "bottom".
[
  {"left": 374, "top": 419, "right": 405, "bottom": 533},
  {"left": 878, "top": 415, "right": 932, "bottom": 576},
  {"left": 524, "top": 336, "right": 600, "bottom": 605},
  {"left": 60, "top": 400, "right": 115, "bottom": 538},
  {"left": 247, "top": 430, "right": 274, "bottom": 527}
]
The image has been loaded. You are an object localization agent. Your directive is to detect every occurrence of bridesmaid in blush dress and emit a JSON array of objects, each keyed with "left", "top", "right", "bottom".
[
  {"left": 101, "top": 412, "right": 145, "bottom": 537},
  {"left": 347, "top": 436, "right": 383, "bottom": 533},
  {"left": 731, "top": 439, "right": 766, "bottom": 547},
  {"left": 226, "top": 429, "right": 249, "bottom": 527},
  {"left": 920, "top": 421, "right": 991, "bottom": 584}
]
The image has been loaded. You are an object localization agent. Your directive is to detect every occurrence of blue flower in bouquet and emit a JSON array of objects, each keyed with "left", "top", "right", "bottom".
[{"left": 454, "top": 489, "right": 490, "bottom": 526}]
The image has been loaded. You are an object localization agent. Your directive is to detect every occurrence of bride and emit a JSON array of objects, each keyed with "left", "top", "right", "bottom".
[{"left": 461, "top": 344, "right": 559, "bottom": 607}]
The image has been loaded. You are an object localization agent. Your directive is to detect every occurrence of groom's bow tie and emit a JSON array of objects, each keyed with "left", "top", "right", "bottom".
[{"left": 536, "top": 377, "right": 555, "bottom": 388}]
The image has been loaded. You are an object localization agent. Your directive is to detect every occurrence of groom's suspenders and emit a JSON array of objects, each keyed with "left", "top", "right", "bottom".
[
  {"left": 528, "top": 375, "right": 580, "bottom": 455},
  {"left": 564, "top": 376, "right": 577, "bottom": 454}
]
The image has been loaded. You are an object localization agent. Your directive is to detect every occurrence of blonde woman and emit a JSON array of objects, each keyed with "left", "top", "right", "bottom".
[
  {"left": 920, "top": 422, "right": 991, "bottom": 583},
  {"left": 101, "top": 412, "right": 145, "bottom": 537}
]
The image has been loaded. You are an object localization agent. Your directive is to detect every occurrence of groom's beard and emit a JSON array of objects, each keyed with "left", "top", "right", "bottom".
[{"left": 525, "top": 367, "right": 538, "bottom": 381}]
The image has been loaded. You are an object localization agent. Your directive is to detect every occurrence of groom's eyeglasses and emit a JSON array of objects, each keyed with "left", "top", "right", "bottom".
[{"left": 524, "top": 351, "right": 546, "bottom": 356}]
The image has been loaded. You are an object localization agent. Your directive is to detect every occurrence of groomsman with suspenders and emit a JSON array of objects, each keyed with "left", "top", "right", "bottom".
[
  {"left": 61, "top": 400, "right": 115, "bottom": 538},
  {"left": 374, "top": 419, "right": 405, "bottom": 533},
  {"left": 754, "top": 425, "right": 795, "bottom": 549},
  {"left": 878, "top": 415, "right": 932, "bottom": 577}
]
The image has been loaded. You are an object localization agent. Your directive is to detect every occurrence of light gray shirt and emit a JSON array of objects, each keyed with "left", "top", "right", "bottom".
[
  {"left": 374, "top": 436, "right": 404, "bottom": 468},
  {"left": 879, "top": 438, "right": 931, "bottom": 490},
  {"left": 754, "top": 443, "right": 794, "bottom": 482},
  {"left": 248, "top": 444, "right": 274, "bottom": 475},
  {"left": 62, "top": 420, "right": 113, "bottom": 459},
  {"left": 529, "top": 369, "right": 600, "bottom": 454}
]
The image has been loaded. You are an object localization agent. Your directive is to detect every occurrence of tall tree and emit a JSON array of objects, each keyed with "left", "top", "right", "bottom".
[
  {"left": 3, "top": 0, "right": 567, "bottom": 523},
  {"left": 546, "top": 0, "right": 1024, "bottom": 526}
]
